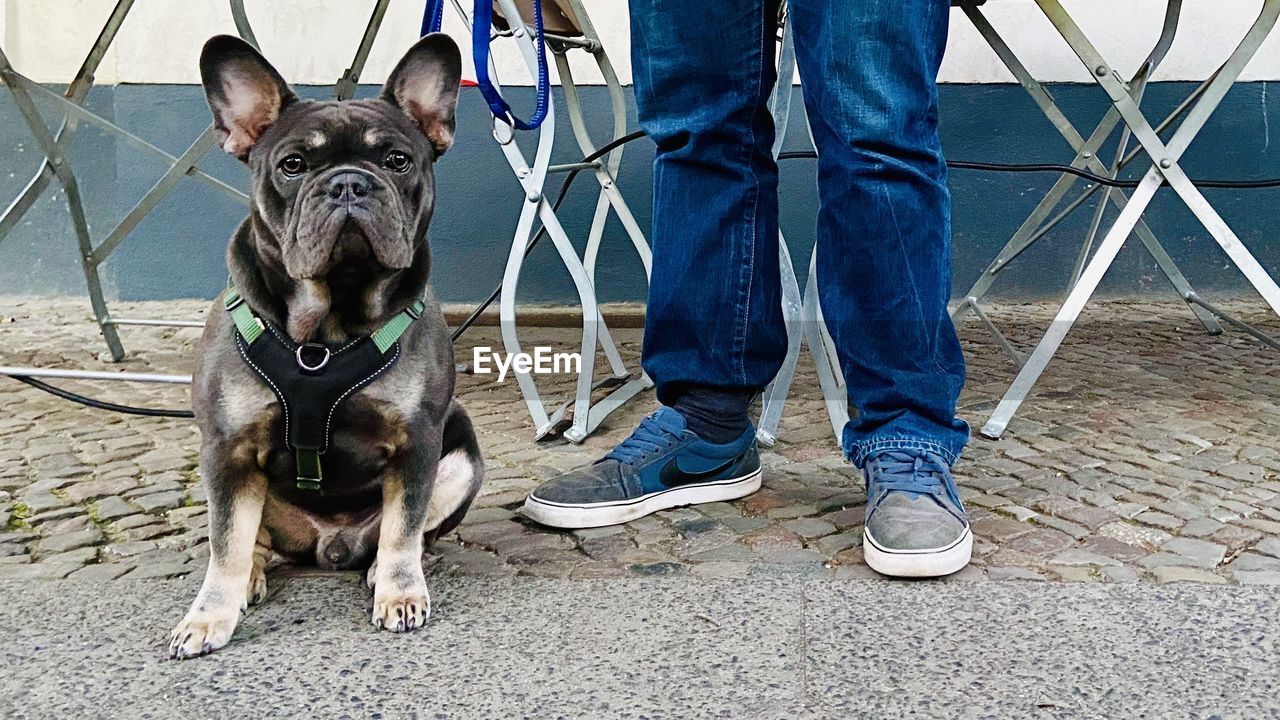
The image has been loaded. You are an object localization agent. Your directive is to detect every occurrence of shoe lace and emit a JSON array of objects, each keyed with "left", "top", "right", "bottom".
[
  {"left": 602, "top": 413, "right": 681, "bottom": 466},
  {"left": 871, "top": 450, "right": 952, "bottom": 497}
]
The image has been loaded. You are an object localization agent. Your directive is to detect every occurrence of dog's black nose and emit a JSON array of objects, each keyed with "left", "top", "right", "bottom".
[{"left": 327, "top": 172, "right": 370, "bottom": 204}]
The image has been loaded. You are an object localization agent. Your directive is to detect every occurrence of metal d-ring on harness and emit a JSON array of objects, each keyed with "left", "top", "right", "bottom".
[
  {"left": 224, "top": 284, "right": 425, "bottom": 493},
  {"left": 421, "top": 0, "right": 551, "bottom": 131}
]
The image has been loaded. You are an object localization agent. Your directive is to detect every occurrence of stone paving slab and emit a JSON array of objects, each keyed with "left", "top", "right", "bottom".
[
  {"left": 2, "top": 575, "right": 1279, "bottom": 718},
  {"left": 2, "top": 296, "right": 1279, "bottom": 585}
]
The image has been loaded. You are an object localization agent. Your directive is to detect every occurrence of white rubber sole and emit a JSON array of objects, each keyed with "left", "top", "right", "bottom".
[
  {"left": 863, "top": 526, "right": 973, "bottom": 578},
  {"left": 522, "top": 468, "right": 763, "bottom": 529}
]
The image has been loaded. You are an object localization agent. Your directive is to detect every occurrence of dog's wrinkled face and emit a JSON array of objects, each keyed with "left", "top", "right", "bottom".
[
  {"left": 251, "top": 101, "right": 430, "bottom": 279},
  {"left": 199, "top": 34, "right": 462, "bottom": 283}
]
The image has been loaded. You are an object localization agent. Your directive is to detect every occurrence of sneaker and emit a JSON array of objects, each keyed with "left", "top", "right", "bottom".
[
  {"left": 522, "top": 407, "right": 762, "bottom": 529},
  {"left": 862, "top": 450, "right": 972, "bottom": 578}
]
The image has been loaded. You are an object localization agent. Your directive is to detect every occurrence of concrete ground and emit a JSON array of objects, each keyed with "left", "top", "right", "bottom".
[
  {"left": 1, "top": 575, "right": 1279, "bottom": 719},
  {"left": 2, "top": 295, "right": 1280, "bottom": 716}
]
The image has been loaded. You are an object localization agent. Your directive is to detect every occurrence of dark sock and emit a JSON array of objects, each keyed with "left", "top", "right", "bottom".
[{"left": 670, "top": 386, "right": 758, "bottom": 444}]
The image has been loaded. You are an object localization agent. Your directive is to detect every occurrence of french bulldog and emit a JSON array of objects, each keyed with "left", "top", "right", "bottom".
[{"left": 169, "top": 33, "right": 482, "bottom": 659}]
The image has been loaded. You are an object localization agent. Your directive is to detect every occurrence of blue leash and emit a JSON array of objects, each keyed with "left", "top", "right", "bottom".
[
  {"left": 420, "top": 0, "right": 444, "bottom": 36},
  {"left": 421, "top": 0, "right": 550, "bottom": 131}
]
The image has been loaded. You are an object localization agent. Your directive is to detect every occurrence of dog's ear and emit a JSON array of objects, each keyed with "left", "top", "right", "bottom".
[
  {"left": 199, "top": 35, "right": 297, "bottom": 162},
  {"left": 381, "top": 33, "right": 463, "bottom": 156}
]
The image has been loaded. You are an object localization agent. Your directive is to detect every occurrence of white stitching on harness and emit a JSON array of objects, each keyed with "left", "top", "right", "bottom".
[
  {"left": 236, "top": 332, "right": 291, "bottom": 444},
  {"left": 331, "top": 336, "right": 362, "bottom": 355},
  {"left": 264, "top": 322, "right": 361, "bottom": 356},
  {"left": 239, "top": 331, "right": 399, "bottom": 455},
  {"left": 322, "top": 344, "right": 400, "bottom": 451},
  {"left": 265, "top": 323, "right": 291, "bottom": 347}
]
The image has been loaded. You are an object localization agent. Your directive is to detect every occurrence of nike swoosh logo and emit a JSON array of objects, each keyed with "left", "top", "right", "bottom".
[{"left": 658, "top": 456, "right": 739, "bottom": 488}]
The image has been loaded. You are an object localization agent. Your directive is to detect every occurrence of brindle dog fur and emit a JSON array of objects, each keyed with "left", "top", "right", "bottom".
[{"left": 169, "top": 33, "right": 482, "bottom": 659}]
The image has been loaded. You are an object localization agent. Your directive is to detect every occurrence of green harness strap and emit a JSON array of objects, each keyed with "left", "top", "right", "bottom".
[
  {"left": 371, "top": 299, "right": 425, "bottom": 352},
  {"left": 223, "top": 285, "right": 426, "bottom": 492},
  {"left": 223, "top": 287, "right": 264, "bottom": 345}
]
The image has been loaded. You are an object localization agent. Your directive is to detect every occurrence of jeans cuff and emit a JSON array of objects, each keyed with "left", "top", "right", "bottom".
[{"left": 844, "top": 436, "right": 962, "bottom": 469}]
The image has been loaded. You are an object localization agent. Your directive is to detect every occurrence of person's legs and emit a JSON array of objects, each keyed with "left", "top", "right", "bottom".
[
  {"left": 635, "top": 0, "right": 786, "bottom": 439},
  {"left": 789, "top": 0, "right": 967, "bottom": 464},
  {"left": 789, "top": 0, "right": 972, "bottom": 576},
  {"left": 523, "top": 0, "right": 783, "bottom": 528}
]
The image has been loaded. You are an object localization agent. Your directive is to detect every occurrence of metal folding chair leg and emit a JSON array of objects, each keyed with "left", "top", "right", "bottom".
[
  {"left": 0, "top": 0, "right": 135, "bottom": 247},
  {"left": 552, "top": 8, "right": 653, "bottom": 385},
  {"left": 558, "top": 0, "right": 653, "bottom": 278},
  {"left": 800, "top": 250, "right": 850, "bottom": 442},
  {"left": 758, "top": 239, "right": 807, "bottom": 447},
  {"left": 757, "top": 16, "right": 805, "bottom": 447},
  {"left": 981, "top": 0, "right": 1280, "bottom": 439},
  {"left": 492, "top": 122, "right": 651, "bottom": 442},
  {"left": 0, "top": 1, "right": 139, "bottom": 360},
  {"left": 0, "top": 45, "right": 125, "bottom": 361},
  {"left": 757, "top": 18, "right": 806, "bottom": 446},
  {"left": 463, "top": 0, "right": 652, "bottom": 442},
  {"left": 758, "top": 238, "right": 849, "bottom": 447},
  {"left": 756, "top": 14, "right": 849, "bottom": 447}
]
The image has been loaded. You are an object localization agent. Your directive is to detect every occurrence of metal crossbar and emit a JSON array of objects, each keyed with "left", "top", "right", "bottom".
[{"left": 975, "top": 0, "right": 1280, "bottom": 438}]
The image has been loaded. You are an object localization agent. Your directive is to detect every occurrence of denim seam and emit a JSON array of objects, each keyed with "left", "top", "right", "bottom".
[
  {"left": 847, "top": 435, "right": 960, "bottom": 468},
  {"left": 733, "top": 0, "right": 768, "bottom": 386}
]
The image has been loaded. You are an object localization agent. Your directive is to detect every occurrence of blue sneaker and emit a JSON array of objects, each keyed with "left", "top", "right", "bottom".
[
  {"left": 522, "top": 408, "right": 762, "bottom": 529},
  {"left": 862, "top": 450, "right": 972, "bottom": 577}
]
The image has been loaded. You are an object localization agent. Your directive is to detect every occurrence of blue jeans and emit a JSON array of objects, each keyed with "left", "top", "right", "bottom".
[{"left": 631, "top": 0, "right": 969, "bottom": 466}]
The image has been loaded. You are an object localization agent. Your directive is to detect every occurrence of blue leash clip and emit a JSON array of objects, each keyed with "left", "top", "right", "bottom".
[{"left": 421, "top": 0, "right": 550, "bottom": 131}]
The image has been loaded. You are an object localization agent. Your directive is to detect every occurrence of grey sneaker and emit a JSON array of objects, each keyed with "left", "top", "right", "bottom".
[{"left": 862, "top": 450, "right": 972, "bottom": 577}]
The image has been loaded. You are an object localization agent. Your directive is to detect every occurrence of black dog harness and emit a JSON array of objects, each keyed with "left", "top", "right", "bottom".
[{"left": 224, "top": 284, "right": 424, "bottom": 493}]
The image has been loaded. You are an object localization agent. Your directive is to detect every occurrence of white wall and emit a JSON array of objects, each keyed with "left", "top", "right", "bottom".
[{"left": 5, "top": 0, "right": 1280, "bottom": 85}]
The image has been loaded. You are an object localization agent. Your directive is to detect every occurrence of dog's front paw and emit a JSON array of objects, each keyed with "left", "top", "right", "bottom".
[
  {"left": 247, "top": 565, "right": 268, "bottom": 606},
  {"left": 168, "top": 607, "right": 239, "bottom": 660},
  {"left": 371, "top": 584, "right": 430, "bottom": 633}
]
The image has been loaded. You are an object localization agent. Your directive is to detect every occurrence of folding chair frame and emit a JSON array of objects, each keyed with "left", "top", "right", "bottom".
[
  {"left": 978, "top": 0, "right": 1280, "bottom": 438},
  {"left": 951, "top": 0, "right": 1225, "bottom": 364},
  {"left": 453, "top": 0, "right": 653, "bottom": 442}
]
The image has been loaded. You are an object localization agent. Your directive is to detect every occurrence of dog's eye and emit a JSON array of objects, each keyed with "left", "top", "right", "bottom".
[
  {"left": 279, "top": 154, "right": 308, "bottom": 177},
  {"left": 384, "top": 151, "right": 412, "bottom": 173}
]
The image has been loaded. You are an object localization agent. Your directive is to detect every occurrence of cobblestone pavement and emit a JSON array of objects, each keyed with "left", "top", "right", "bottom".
[{"left": 2, "top": 296, "right": 1279, "bottom": 585}]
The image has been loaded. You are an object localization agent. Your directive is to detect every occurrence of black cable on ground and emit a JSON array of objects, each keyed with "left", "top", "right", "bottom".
[
  {"left": 949, "top": 159, "right": 1144, "bottom": 187},
  {"left": 8, "top": 374, "right": 195, "bottom": 418}
]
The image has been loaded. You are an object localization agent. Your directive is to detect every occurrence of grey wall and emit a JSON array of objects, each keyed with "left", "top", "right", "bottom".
[{"left": 2, "top": 82, "right": 1278, "bottom": 304}]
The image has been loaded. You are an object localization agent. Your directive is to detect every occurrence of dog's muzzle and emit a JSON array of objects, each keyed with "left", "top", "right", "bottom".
[{"left": 326, "top": 170, "right": 371, "bottom": 209}]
